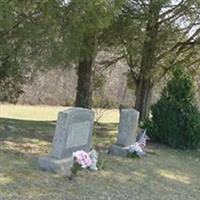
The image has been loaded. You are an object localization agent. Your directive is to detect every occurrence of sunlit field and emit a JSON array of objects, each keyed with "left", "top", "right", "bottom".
[{"left": 0, "top": 104, "right": 119, "bottom": 123}]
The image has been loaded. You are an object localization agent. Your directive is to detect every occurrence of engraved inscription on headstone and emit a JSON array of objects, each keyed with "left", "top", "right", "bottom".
[{"left": 66, "top": 121, "right": 91, "bottom": 148}]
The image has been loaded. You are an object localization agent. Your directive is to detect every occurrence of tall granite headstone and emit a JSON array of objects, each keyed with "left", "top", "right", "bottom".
[
  {"left": 109, "top": 108, "right": 139, "bottom": 157},
  {"left": 38, "top": 108, "right": 95, "bottom": 175}
]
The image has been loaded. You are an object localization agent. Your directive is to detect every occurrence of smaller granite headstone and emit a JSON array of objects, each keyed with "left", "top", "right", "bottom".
[
  {"left": 38, "top": 107, "right": 94, "bottom": 175},
  {"left": 109, "top": 108, "right": 139, "bottom": 157}
]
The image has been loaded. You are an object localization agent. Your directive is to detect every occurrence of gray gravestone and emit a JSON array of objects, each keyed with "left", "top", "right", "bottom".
[
  {"left": 38, "top": 108, "right": 94, "bottom": 175},
  {"left": 109, "top": 108, "right": 139, "bottom": 157}
]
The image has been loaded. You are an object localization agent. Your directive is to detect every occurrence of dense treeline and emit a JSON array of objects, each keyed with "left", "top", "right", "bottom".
[{"left": 1, "top": 0, "right": 200, "bottom": 121}]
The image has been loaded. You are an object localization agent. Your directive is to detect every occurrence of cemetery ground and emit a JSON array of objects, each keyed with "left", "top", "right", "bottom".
[{"left": 1, "top": 105, "right": 200, "bottom": 200}]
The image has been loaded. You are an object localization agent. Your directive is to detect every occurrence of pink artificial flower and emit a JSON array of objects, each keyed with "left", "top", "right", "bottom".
[{"left": 73, "top": 150, "right": 92, "bottom": 168}]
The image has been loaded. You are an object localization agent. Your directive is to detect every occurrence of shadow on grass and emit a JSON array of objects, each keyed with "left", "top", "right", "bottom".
[
  {"left": 93, "top": 122, "right": 118, "bottom": 149},
  {"left": 94, "top": 122, "right": 118, "bottom": 135},
  {"left": 0, "top": 118, "right": 56, "bottom": 142},
  {"left": 0, "top": 118, "right": 119, "bottom": 151}
]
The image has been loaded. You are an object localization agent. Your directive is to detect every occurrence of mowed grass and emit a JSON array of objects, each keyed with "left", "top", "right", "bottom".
[
  {"left": 0, "top": 104, "right": 200, "bottom": 200},
  {"left": 0, "top": 104, "right": 119, "bottom": 122}
]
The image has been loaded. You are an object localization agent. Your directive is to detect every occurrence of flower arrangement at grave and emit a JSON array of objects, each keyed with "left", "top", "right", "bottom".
[
  {"left": 70, "top": 149, "right": 98, "bottom": 179},
  {"left": 127, "top": 129, "right": 149, "bottom": 158}
]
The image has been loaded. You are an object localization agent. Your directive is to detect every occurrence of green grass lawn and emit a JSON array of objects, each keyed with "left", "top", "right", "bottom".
[
  {"left": 0, "top": 104, "right": 119, "bottom": 122},
  {"left": 1, "top": 104, "right": 200, "bottom": 200}
]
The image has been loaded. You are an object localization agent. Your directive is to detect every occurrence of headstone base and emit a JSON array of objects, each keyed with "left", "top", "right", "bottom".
[
  {"left": 38, "top": 156, "right": 73, "bottom": 175},
  {"left": 109, "top": 144, "right": 129, "bottom": 157}
]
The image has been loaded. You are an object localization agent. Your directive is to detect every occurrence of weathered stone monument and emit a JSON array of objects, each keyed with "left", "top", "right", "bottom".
[
  {"left": 38, "top": 108, "right": 95, "bottom": 175},
  {"left": 109, "top": 108, "right": 139, "bottom": 157}
]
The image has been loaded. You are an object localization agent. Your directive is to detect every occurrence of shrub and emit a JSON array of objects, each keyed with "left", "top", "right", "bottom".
[{"left": 145, "top": 67, "right": 200, "bottom": 149}]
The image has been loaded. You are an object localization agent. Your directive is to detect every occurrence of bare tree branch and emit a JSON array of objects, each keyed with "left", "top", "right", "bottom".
[
  {"left": 159, "top": 0, "right": 185, "bottom": 19},
  {"left": 96, "top": 54, "right": 125, "bottom": 72}
]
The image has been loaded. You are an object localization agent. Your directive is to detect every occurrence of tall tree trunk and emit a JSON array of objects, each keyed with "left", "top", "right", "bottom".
[
  {"left": 135, "top": 0, "right": 161, "bottom": 121},
  {"left": 75, "top": 35, "right": 96, "bottom": 109},
  {"left": 75, "top": 55, "right": 93, "bottom": 109},
  {"left": 135, "top": 73, "right": 153, "bottom": 121}
]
